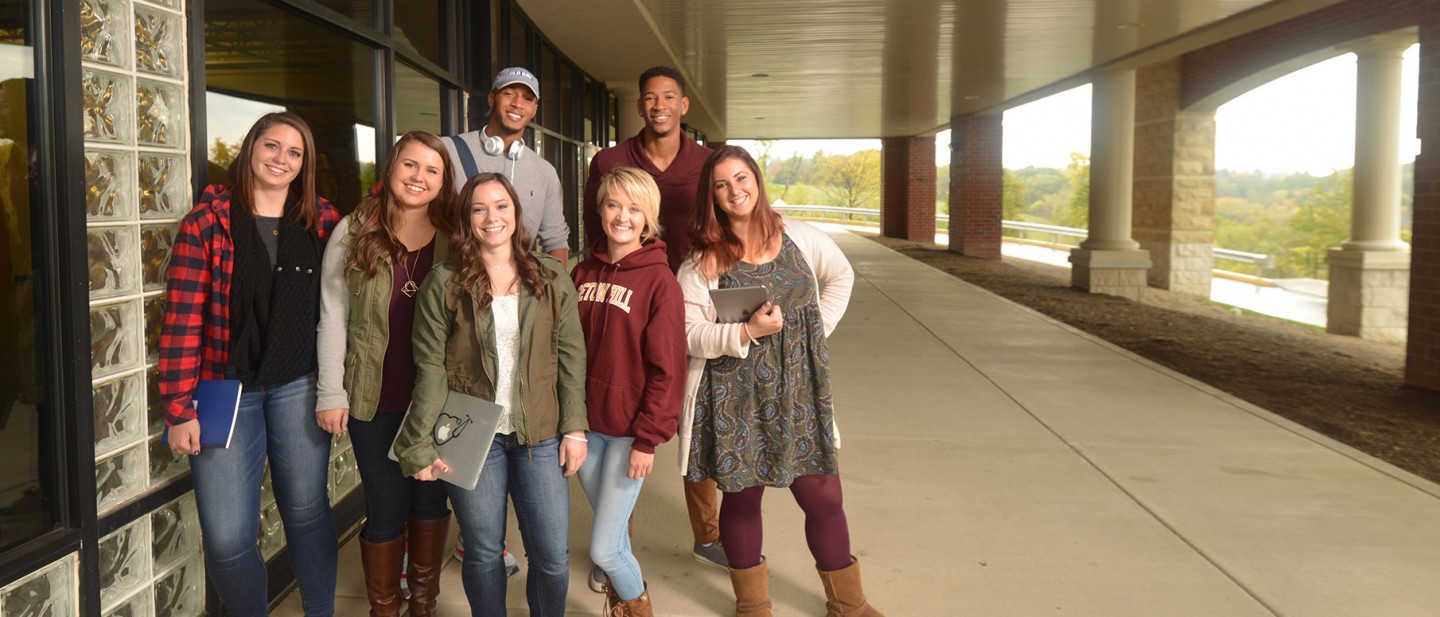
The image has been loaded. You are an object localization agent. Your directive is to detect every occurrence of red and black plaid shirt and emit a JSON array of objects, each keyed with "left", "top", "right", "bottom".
[{"left": 158, "top": 184, "right": 341, "bottom": 425}]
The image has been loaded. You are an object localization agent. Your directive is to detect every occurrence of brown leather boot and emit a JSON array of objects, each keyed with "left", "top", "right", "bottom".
[
  {"left": 728, "top": 557, "right": 773, "bottom": 617},
  {"left": 605, "top": 583, "right": 653, "bottom": 617},
  {"left": 358, "top": 535, "right": 405, "bottom": 617},
  {"left": 817, "top": 556, "right": 886, "bottom": 617},
  {"left": 406, "top": 515, "right": 451, "bottom": 617}
]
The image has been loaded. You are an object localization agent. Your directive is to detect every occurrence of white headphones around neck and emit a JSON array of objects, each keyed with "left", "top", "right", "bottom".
[{"left": 481, "top": 128, "right": 524, "bottom": 160}]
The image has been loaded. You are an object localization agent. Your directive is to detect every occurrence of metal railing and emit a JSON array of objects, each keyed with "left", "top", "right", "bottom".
[{"left": 774, "top": 203, "right": 1272, "bottom": 270}]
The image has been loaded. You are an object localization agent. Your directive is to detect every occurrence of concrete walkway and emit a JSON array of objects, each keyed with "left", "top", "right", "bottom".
[{"left": 276, "top": 230, "right": 1440, "bottom": 615}]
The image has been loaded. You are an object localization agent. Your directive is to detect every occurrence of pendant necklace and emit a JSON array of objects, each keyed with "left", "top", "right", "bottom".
[{"left": 398, "top": 251, "right": 420, "bottom": 297}]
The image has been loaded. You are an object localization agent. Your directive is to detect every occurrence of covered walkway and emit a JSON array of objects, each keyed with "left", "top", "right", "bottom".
[{"left": 279, "top": 230, "right": 1440, "bottom": 615}]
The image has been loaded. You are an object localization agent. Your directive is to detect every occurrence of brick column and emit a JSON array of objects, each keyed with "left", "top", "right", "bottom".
[
  {"left": 881, "top": 135, "right": 937, "bottom": 242},
  {"left": 1133, "top": 59, "right": 1217, "bottom": 296},
  {"left": 1406, "top": 18, "right": 1440, "bottom": 390},
  {"left": 949, "top": 114, "right": 1004, "bottom": 258}
]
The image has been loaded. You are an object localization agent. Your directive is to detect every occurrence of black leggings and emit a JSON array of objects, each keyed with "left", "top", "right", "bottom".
[
  {"left": 718, "top": 474, "right": 852, "bottom": 571},
  {"left": 349, "top": 411, "right": 450, "bottom": 542}
]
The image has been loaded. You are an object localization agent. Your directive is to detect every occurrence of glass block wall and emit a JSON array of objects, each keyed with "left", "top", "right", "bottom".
[
  {"left": 0, "top": 554, "right": 78, "bottom": 617},
  {"left": 80, "top": 0, "right": 207, "bottom": 614},
  {"left": 83, "top": 0, "right": 191, "bottom": 511},
  {"left": 79, "top": 0, "right": 367, "bottom": 611}
]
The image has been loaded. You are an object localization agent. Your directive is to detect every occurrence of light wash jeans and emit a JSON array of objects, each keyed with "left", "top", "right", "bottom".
[
  {"left": 576, "top": 432, "right": 647, "bottom": 600},
  {"left": 446, "top": 434, "right": 570, "bottom": 617},
  {"left": 189, "top": 372, "right": 337, "bottom": 617}
]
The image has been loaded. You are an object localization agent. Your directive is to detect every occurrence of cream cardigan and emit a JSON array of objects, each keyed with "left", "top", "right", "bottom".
[{"left": 674, "top": 220, "right": 854, "bottom": 476}]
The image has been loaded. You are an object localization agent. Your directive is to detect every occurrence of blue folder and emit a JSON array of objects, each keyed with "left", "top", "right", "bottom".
[{"left": 162, "top": 380, "right": 243, "bottom": 449}]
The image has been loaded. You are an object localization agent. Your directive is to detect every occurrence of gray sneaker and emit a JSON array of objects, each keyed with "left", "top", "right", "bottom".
[
  {"left": 588, "top": 565, "right": 609, "bottom": 593},
  {"left": 693, "top": 541, "right": 729, "bottom": 569},
  {"left": 504, "top": 550, "right": 520, "bottom": 577}
]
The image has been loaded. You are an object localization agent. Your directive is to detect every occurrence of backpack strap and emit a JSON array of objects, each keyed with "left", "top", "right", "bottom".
[{"left": 446, "top": 134, "right": 481, "bottom": 179}]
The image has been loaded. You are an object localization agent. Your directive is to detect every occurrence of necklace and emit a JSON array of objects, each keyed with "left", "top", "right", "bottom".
[{"left": 398, "top": 251, "right": 420, "bottom": 297}]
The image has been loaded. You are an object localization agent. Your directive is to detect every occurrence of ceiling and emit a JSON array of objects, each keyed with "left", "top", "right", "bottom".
[{"left": 517, "top": 0, "right": 1347, "bottom": 141}]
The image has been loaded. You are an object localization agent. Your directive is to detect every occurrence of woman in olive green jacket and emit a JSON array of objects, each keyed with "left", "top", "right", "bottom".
[
  {"left": 396, "top": 172, "right": 587, "bottom": 617},
  {"left": 315, "top": 130, "right": 456, "bottom": 617}
]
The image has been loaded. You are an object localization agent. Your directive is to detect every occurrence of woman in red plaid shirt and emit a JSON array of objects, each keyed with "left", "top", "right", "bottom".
[{"left": 159, "top": 112, "right": 342, "bottom": 617}]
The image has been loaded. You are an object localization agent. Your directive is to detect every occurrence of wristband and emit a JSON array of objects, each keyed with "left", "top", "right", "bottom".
[
  {"left": 563, "top": 433, "right": 588, "bottom": 444},
  {"left": 741, "top": 323, "right": 754, "bottom": 344}
]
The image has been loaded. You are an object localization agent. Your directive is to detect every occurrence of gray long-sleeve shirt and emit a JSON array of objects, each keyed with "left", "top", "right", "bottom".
[{"left": 443, "top": 130, "right": 570, "bottom": 254}]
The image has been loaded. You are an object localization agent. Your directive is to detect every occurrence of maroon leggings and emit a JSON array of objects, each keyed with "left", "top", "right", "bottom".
[{"left": 718, "top": 474, "right": 852, "bottom": 571}]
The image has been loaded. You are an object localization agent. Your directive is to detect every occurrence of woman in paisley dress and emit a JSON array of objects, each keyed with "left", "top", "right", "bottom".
[{"left": 676, "top": 145, "right": 885, "bottom": 617}]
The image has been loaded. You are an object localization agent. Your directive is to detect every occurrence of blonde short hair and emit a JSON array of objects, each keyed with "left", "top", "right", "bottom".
[{"left": 596, "top": 166, "right": 663, "bottom": 242}]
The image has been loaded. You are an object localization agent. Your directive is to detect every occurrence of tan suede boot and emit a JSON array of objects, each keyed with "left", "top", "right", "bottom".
[
  {"left": 405, "top": 515, "right": 451, "bottom": 617},
  {"left": 817, "top": 556, "right": 886, "bottom": 617},
  {"left": 358, "top": 535, "right": 405, "bottom": 617},
  {"left": 728, "top": 557, "right": 773, "bottom": 617},
  {"left": 604, "top": 583, "right": 654, "bottom": 617}
]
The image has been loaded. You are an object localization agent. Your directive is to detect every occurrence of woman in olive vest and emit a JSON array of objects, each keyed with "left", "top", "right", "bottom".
[{"left": 315, "top": 130, "right": 457, "bottom": 616}]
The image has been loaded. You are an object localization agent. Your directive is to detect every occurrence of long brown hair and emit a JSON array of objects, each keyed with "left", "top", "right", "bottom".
[
  {"left": 227, "top": 111, "right": 320, "bottom": 230},
  {"left": 688, "top": 145, "right": 782, "bottom": 279},
  {"left": 345, "top": 131, "right": 456, "bottom": 281},
  {"left": 450, "top": 173, "right": 545, "bottom": 309}
]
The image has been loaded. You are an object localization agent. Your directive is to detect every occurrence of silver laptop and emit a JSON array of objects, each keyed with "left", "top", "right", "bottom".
[
  {"left": 709, "top": 286, "right": 769, "bottom": 323},
  {"left": 390, "top": 391, "right": 505, "bottom": 491}
]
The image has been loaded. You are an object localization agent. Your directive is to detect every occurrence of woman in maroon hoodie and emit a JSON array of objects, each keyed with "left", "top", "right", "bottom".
[{"left": 571, "top": 167, "right": 686, "bottom": 616}]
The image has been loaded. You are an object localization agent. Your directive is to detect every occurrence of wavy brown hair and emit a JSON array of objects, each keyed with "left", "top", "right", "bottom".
[
  {"left": 450, "top": 173, "right": 546, "bottom": 309},
  {"left": 344, "top": 131, "right": 456, "bottom": 281},
  {"left": 688, "top": 145, "right": 782, "bottom": 279},
  {"left": 227, "top": 112, "right": 320, "bottom": 230}
]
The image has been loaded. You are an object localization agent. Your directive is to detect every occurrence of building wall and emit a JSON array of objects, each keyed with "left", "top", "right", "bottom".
[
  {"left": 1133, "top": 59, "right": 1216, "bottom": 296},
  {"left": 1178, "top": 0, "right": 1440, "bottom": 389}
]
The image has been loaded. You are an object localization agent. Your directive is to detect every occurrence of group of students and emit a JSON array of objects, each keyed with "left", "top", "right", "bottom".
[{"left": 158, "top": 65, "right": 885, "bottom": 617}]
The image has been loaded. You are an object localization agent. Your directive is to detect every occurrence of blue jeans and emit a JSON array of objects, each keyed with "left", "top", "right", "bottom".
[
  {"left": 446, "top": 434, "right": 569, "bottom": 617},
  {"left": 190, "top": 372, "right": 337, "bottom": 617},
  {"left": 349, "top": 412, "right": 450, "bottom": 542},
  {"left": 576, "top": 432, "right": 646, "bottom": 600}
]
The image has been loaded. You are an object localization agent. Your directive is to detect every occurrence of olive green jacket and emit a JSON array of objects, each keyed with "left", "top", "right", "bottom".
[
  {"left": 316, "top": 216, "right": 451, "bottom": 422},
  {"left": 394, "top": 254, "right": 588, "bottom": 476}
]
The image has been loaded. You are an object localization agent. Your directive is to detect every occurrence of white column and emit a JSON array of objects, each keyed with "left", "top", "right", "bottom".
[
  {"left": 1326, "top": 34, "right": 1414, "bottom": 342},
  {"left": 1070, "top": 68, "right": 1151, "bottom": 300},
  {"left": 1082, "top": 69, "right": 1141, "bottom": 251},
  {"left": 607, "top": 81, "right": 643, "bottom": 142},
  {"left": 1344, "top": 37, "right": 1411, "bottom": 252}
]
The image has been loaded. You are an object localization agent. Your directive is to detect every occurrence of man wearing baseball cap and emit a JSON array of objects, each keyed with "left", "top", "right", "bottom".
[{"left": 443, "top": 67, "right": 570, "bottom": 262}]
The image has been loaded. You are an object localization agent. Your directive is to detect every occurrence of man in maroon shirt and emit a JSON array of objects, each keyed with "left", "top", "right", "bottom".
[
  {"left": 581, "top": 67, "right": 726, "bottom": 579},
  {"left": 584, "top": 66, "right": 714, "bottom": 273}
]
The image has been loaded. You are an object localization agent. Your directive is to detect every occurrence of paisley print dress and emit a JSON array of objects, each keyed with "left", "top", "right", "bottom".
[{"left": 686, "top": 235, "right": 838, "bottom": 491}]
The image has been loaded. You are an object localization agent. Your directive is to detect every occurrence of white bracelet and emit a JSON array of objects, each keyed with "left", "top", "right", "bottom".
[
  {"left": 741, "top": 323, "right": 754, "bottom": 344},
  {"left": 563, "top": 433, "right": 588, "bottom": 443}
]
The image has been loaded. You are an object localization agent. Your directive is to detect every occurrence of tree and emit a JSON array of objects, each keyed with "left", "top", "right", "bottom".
[
  {"left": 210, "top": 138, "right": 241, "bottom": 170},
  {"left": 1056, "top": 152, "right": 1090, "bottom": 229},
  {"left": 1283, "top": 169, "right": 1352, "bottom": 277},
  {"left": 935, "top": 164, "right": 951, "bottom": 215},
  {"left": 1002, "top": 168, "right": 1025, "bottom": 221},
  {"left": 814, "top": 150, "right": 881, "bottom": 210}
]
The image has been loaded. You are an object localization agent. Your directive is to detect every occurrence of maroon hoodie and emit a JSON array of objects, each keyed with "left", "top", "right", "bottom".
[{"left": 571, "top": 237, "right": 686, "bottom": 453}]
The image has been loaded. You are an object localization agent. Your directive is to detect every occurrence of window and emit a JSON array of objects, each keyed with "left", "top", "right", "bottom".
[
  {"left": 394, "top": 62, "right": 442, "bottom": 136},
  {"left": 393, "top": 0, "right": 443, "bottom": 68},
  {"left": 0, "top": 0, "right": 54, "bottom": 552},
  {"left": 205, "top": 0, "right": 378, "bottom": 210}
]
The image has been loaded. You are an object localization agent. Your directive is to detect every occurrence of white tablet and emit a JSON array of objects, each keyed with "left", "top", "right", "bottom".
[{"left": 709, "top": 286, "right": 768, "bottom": 324}]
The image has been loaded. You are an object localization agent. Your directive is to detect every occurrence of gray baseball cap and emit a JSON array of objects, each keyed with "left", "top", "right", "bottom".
[{"left": 492, "top": 67, "right": 540, "bottom": 98}]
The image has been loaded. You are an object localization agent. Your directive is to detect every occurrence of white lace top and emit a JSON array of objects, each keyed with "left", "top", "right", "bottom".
[{"left": 491, "top": 295, "right": 520, "bottom": 435}]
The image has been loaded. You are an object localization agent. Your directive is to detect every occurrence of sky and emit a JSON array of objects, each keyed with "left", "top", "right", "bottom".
[{"left": 732, "top": 44, "right": 1421, "bottom": 177}]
